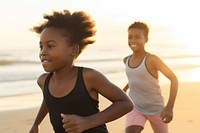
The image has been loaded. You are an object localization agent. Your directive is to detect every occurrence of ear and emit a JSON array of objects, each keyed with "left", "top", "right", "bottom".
[{"left": 71, "top": 44, "right": 79, "bottom": 57}]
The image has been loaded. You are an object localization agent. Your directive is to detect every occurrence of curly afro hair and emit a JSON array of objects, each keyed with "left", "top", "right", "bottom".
[{"left": 32, "top": 10, "right": 96, "bottom": 55}]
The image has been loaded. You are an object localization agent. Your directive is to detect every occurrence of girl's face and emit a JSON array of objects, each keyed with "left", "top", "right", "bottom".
[
  {"left": 128, "top": 28, "right": 148, "bottom": 52},
  {"left": 39, "top": 27, "right": 74, "bottom": 72}
]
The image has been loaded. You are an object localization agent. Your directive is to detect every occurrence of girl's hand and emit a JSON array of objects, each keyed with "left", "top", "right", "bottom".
[{"left": 61, "top": 113, "right": 89, "bottom": 133}]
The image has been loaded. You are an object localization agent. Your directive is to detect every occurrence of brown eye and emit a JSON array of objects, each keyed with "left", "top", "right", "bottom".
[{"left": 47, "top": 43, "right": 55, "bottom": 49}]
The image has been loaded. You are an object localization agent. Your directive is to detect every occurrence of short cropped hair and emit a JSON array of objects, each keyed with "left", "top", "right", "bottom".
[{"left": 128, "top": 21, "right": 149, "bottom": 37}]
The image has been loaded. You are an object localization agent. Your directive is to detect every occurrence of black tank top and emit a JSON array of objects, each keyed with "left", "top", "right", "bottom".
[{"left": 43, "top": 67, "right": 108, "bottom": 133}]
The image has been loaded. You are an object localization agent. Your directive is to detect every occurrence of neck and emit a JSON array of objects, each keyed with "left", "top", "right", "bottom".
[
  {"left": 133, "top": 50, "right": 147, "bottom": 57},
  {"left": 53, "top": 65, "right": 77, "bottom": 80}
]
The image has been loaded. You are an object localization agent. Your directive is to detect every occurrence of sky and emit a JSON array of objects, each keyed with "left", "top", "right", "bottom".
[{"left": 0, "top": 0, "right": 200, "bottom": 52}]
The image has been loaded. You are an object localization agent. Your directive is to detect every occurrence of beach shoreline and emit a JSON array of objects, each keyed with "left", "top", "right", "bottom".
[{"left": 0, "top": 81, "right": 200, "bottom": 133}]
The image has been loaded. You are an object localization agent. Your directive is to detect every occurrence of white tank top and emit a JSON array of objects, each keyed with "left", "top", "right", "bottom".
[{"left": 125, "top": 54, "right": 164, "bottom": 115}]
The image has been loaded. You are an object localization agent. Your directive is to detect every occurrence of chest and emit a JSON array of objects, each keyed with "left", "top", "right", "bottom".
[
  {"left": 49, "top": 76, "right": 77, "bottom": 98},
  {"left": 128, "top": 56, "right": 145, "bottom": 68},
  {"left": 127, "top": 55, "right": 158, "bottom": 79}
]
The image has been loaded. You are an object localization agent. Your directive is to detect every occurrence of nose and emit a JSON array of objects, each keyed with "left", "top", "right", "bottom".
[{"left": 40, "top": 48, "right": 47, "bottom": 56}]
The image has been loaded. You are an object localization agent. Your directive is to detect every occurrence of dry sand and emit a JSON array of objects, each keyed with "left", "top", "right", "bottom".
[{"left": 0, "top": 81, "right": 200, "bottom": 133}]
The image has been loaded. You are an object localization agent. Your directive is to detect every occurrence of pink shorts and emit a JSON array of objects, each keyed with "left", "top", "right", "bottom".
[{"left": 125, "top": 109, "right": 168, "bottom": 133}]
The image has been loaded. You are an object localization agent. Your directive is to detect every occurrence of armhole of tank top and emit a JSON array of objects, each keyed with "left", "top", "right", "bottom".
[
  {"left": 79, "top": 66, "right": 99, "bottom": 105},
  {"left": 144, "top": 53, "right": 158, "bottom": 79},
  {"left": 143, "top": 53, "right": 150, "bottom": 64}
]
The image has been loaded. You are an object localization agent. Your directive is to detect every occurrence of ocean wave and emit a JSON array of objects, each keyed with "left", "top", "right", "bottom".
[
  {"left": 0, "top": 60, "right": 13, "bottom": 65},
  {"left": 0, "top": 59, "right": 40, "bottom": 66},
  {"left": 0, "top": 76, "right": 37, "bottom": 83},
  {"left": 0, "top": 58, "right": 122, "bottom": 66},
  {"left": 77, "top": 58, "right": 122, "bottom": 63}
]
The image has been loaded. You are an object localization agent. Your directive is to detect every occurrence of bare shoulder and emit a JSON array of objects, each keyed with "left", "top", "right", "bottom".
[
  {"left": 82, "top": 67, "right": 111, "bottom": 85},
  {"left": 146, "top": 53, "right": 166, "bottom": 70},
  {"left": 147, "top": 54, "right": 162, "bottom": 63},
  {"left": 82, "top": 67, "right": 104, "bottom": 79},
  {"left": 123, "top": 55, "right": 130, "bottom": 64},
  {"left": 37, "top": 73, "right": 50, "bottom": 90},
  {"left": 82, "top": 67, "right": 110, "bottom": 93}
]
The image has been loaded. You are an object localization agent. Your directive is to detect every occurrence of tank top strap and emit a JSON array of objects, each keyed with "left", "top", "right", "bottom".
[
  {"left": 125, "top": 55, "right": 131, "bottom": 66},
  {"left": 142, "top": 53, "right": 150, "bottom": 64},
  {"left": 77, "top": 66, "right": 83, "bottom": 78},
  {"left": 44, "top": 72, "right": 53, "bottom": 90}
]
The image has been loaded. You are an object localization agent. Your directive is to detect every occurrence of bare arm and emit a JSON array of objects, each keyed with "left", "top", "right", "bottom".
[
  {"left": 29, "top": 100, "right": 48, "bottom": 133},
  {"left": 123, "top": 56, "right": 130, "bottom": 92},
  {"left": 61, "top": 68, "right": 133, "bottom": 132},
  {"left": 29, "top": 74, "right": 49, "bottom": 133},
  {"left": 150, "top": 55, "right": 178, "bottom": 123},
  {"left": 88, "top": 70, "right": 133, "bottom": 124}
]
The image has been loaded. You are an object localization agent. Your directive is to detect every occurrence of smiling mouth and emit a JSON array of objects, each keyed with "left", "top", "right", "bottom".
[
  {"left": 131, "top": 45, "right": 137, "bottom": 48},
  {"left": 41, "top": 59, "right": 50, "bottom": 64}
]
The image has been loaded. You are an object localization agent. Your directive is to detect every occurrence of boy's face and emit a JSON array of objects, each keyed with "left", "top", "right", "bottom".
[
  {"left": 128, "top": 28, "right": 148, "bottom": 52},
  {"left": 39, "top": 27, "right": 74, "bottom": 72}
]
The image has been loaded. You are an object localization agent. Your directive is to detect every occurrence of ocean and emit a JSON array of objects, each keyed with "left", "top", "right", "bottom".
[{"left": 0, "top": 43, "right": 200, "bottom": 110}]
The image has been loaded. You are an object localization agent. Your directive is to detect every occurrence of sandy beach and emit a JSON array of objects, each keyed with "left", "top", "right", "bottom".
[
  {"left": 0, "top": 81, "right": 200, "bottom": 133},
  {"left": 1, "top": 0, "right": 200, "bottom": 132}
]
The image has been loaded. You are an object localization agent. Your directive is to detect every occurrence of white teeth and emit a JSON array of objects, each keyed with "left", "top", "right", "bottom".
[
  {"left": 131, "top": 45, "right": 136, "bottom": 48},
  {"left": 43, "top": 60, "right": 48, "bottom": 63},
  {"left": 41, "top": 59, "right": 49, "bottom": 63}
]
